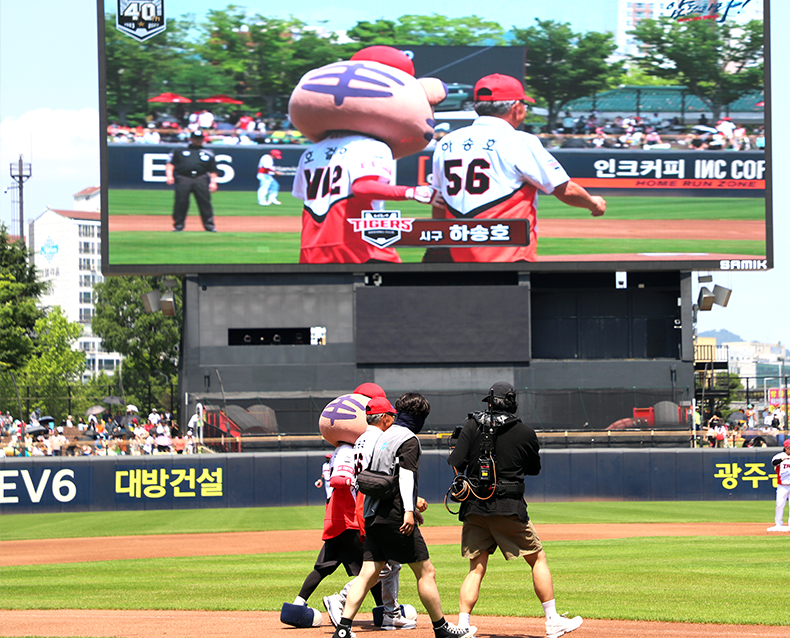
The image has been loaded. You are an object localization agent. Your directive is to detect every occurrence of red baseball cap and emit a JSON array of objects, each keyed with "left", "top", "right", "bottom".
[
  {"left": 366, "top": 397, "right": 396, "bottom": 416},
  {"left": 784, "top": 439, "right": 790, "bottom": 448},
  {"left": 351, "top": 46, "right": 415, "bottom": 77},
  {"left": 270, "top": 149, "right": 282, "bottom": 159},
  {"left": 354, "top": 382, "right": 387, "bottom": 399},
  {"left": 474, "top": 74, "right": 535, "bottom": 103}
]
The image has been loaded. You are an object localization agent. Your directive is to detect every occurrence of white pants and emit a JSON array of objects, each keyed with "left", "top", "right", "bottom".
[{"left": 776, "top": 485, "right": 790, "bottom": 526}]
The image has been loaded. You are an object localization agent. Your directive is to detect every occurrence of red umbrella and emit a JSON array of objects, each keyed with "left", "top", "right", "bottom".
[
  {"left": 755, "top": 101, "right": 764, "bottom": 107},
  {"left": 148, "top": 92, "right": 192, "bottom": 103},
  {"left": 198, "top": 94, "right": 244, "bottom": 104}
]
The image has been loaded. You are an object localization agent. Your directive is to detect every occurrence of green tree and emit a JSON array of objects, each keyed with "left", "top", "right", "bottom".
[
  {"left": 18, "top": 307, "right": 85, "bottom": 421},
  {"left": 512, "top": 19, "right": 622, "bottom": 130},
  {"left": 0, "top": 225, "right": 47, "bottom": 373},
  {"left": 104, "top": 13, "right": 197, "bottom": 125},
  {"left": 194, "top": 8, "right": 341, "bottom": 115},
  {"left": 628, "top": 17, "right": 763, "bottom": 121},
  {"left": 346, "top": 14, "right": 505, "bottom": 48},
  {"left": 92, "top": 276, "right": 181, "bottom": 417}
]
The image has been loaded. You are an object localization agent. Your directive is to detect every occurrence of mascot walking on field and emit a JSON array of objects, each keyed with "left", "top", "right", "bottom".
[{"left": 280, "top": 383, "right": 414, "bottom": 629}]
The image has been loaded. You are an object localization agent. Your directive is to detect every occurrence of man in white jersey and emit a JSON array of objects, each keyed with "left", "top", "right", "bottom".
[
  {"left": 430, "top": 74, "right": 606, "bottom": 262},
  {"left": 767, "top": 439, "right": 790, "bottom": 531}
]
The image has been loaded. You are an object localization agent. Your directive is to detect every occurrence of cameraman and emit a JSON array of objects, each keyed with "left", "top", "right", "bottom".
[{"left": 447, "top": 382, "right": 582, "bottom": 638}]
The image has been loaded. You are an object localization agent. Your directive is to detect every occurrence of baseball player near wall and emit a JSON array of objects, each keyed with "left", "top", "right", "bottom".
[
  {"left": 430, "top": 74, "right": 606, "bottom": 262},
  {"left": 768, "top": 439, "right": 790, "bottom": 532}
]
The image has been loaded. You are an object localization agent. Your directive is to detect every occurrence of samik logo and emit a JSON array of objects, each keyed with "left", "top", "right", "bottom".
[
  {"left": 720, "top": 259, "right": 768, "bottom": 270},
  {"left": 347, "top": 210, "right": 414, "bottom": 249}
]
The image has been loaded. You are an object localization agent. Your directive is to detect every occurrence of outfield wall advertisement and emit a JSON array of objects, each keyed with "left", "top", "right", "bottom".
[
  {"left": 99, "top": 0, "right": 769, "bottom": 275},
  {"left": 0, "top": 448, "right": 780, "bottom": 513}
]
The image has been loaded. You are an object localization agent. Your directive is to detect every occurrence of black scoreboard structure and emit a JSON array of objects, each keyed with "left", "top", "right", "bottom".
[{"left": 97, "top": 1, "right": 771, "bottom": 435}]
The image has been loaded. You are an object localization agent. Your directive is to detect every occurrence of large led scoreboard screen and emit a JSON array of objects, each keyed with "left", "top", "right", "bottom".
[{"left": 98, "top": 0, "right": 770, "bottom": 274}]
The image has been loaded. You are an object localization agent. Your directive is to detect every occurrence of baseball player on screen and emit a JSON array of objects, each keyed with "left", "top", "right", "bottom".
[{"left": 430, "top": 74, "right": 606, "bottom": 262}]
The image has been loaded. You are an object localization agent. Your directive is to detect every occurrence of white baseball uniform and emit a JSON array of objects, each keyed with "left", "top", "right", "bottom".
[
  {"left": 771, "top": 449, "right": 790, "bottom": 528},
  {"left": 431, "top": 116, "right": 570, "bottom": 262}
]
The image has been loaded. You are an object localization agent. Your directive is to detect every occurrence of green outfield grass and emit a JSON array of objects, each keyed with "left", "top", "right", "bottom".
[
  {"left": 1, "top": 502, "right": 787, "bottom": 624},
  {"left": 107, "top": 190, "right": 766, "bottom": 265},
  {"left": 108, "top": 189, "right": 765, "bottom": 222},
  {"left": 108, "top": 231, "right": 764, "bottom": 265},
  {"left": 0, "top": 501, "right": 774, "bottom": 541}
]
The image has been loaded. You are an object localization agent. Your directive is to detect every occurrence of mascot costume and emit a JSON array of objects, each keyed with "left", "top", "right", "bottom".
[
  {"left": 282, "top": 383, "right": 418, "bottom": 628},
  {"left": 289, "top": 46, "right": 447, "bottom": 264}
]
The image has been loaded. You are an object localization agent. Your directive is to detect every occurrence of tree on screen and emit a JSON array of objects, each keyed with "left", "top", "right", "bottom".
[
  {"left": 511, "top": 20, "right": 622, "bottom": 131},
  {"left": 628, "top": 17, "right": 763, "bottom": 121}
]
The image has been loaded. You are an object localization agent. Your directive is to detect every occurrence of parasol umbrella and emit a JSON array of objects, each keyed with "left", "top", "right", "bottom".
[
  {"left": 692, "top": 125, "right": 718, "bottom": 134},
  {"left": 148, "top": 92, "right": 192, "bottom": 103},
  {"left": 126, "top": 404, "right": 139, "bottom": 413},
  {"left": 39, "top": 416, "right": 56, "bottom": 428},
  {"left": 755, "top": 101, "right": 764, "bottom": 107},
  {"left": 103, "top": 396, "right": 124, "bottom": 405},
  {"left": 198, "top": 94, "right": 244, "bottom": 104},
  {"left": 86, "top": 405, "right": 106, "bottom": 417},
  {"left": 26, "top": 423, "right": 47, "bottom": 435}
]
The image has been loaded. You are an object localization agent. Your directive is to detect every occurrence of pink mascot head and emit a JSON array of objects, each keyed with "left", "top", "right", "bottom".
[
  {"left": 318, "top": 383, "right": 388, "bottom": 447},
  {"left": 289, "top": 46, "right": 447, "bottom": 159}
]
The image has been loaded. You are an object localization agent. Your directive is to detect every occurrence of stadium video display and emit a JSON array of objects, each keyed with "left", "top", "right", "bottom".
[{"left": 98, "top": 0, "right": 770, "bottom": 275}]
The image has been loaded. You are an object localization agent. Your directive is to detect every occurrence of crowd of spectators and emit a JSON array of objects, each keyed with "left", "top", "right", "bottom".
[
  {"left": 540, "top": 112, "right": 765, "bottom": 152},
  {"left": 699, "top": 405, "right": 786, "bottom": 448},
  {"left": 0, "top": 407, "right": 198, "bottom": 457},
  {"left": 107, "top": 108, "right": 307, "bottom": 146}
]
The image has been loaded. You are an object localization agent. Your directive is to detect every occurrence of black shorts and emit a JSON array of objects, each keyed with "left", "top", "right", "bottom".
[
  {"left": 363, "top": 521, "right": 429, "bottom": 565},
  {"left": 314, "top": 528, "right": 364, "bottom": 576}
]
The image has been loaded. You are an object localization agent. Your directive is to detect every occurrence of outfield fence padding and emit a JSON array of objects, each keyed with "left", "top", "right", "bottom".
[{"left": 0, "top": 448, "right": 778, "bottom": 513}]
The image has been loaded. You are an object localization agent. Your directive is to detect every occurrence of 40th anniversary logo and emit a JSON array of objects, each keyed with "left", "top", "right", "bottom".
[{"left": 117, "top": 0, "right": 166, "bottom": 42}]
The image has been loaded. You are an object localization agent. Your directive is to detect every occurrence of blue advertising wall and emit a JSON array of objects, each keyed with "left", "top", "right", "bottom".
[
  {"left": 107, "top": 145, "right": 765, "bottom": 198},
  {"left": 0, "top": 448, "right": 779, "bottom": 514}
]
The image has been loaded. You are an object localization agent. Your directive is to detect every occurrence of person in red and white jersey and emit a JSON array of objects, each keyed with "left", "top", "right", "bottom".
[
  {"left": 768, "top": 439, "right": 790, "bottom": 531},
  {"left": 430, "top": 74, "right": 606, "bottom": 262}
]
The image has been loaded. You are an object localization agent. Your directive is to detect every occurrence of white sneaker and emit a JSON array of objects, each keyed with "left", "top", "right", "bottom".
[
  {"left": 767, "top": 525, "right": 783, "bottom": 532},
  {"left": 381, "top": 613, "right": 417, "bottom": 630},
  {"left": 546, "top": 615, "right": 583, "bottom": 638},
  {"left": 323, "top": 594, "right": 344, "bottom": 627}
]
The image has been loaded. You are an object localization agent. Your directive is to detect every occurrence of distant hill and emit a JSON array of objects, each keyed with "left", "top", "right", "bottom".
[{"left": 698, "top": 329, "right": 745, "bottom": 343}]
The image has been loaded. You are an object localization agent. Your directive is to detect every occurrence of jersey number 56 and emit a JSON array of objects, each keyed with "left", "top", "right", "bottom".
[{"left": 443, "top": 158, "right": 491, "bottom": 195}]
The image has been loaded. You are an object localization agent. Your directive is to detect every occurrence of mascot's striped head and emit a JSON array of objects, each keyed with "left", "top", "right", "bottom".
[{"left": 289, "top": 46, "right": 447, "bottom": 159}]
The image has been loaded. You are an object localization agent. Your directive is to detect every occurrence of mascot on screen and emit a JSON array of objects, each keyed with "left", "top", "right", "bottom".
[
  {"left": 289, "top": 46, "right": 447, "bottom": 264},
  {"left": 280, "top": 383, "right": 386, "bottom": 628}
]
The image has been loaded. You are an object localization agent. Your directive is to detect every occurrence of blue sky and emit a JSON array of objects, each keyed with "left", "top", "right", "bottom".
[{"left": 0, "top": 0, "right": 784, "bottom": 344}]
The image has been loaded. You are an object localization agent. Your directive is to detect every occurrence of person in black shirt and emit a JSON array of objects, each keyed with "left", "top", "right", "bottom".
[
  {"left": 447, "top": 381, "right": 582, "bottom": 638},
  {"left": 165, "top": 130, "right": 219, "bottom": 232},
  {"left": 331, "top": 396, "right": 476, "bottom": 638}
]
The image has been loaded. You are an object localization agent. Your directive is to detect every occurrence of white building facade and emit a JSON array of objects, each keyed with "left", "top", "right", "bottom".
[{"left": 28, "top": 187, "right": 122, "bottom": 381}]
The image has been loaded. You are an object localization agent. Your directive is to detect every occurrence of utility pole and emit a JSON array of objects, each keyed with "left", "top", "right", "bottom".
[{"left": 9, "top": 155, "right": 32, "bottom": 242}]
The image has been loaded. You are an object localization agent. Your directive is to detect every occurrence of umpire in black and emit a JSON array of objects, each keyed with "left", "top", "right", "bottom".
[
  {"left": 447, "top": 381, "right": 583, "bottom": 638},
  {"left": 165, "top": 130, "right": 218, "bottom": 232}
]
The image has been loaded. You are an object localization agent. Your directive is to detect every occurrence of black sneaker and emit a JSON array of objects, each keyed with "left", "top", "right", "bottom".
[
  {"left": 434, "top": 621, "right": 476, "bottom": 638},
  {"left": 332, "top": 626, "right": 356, "bottom": 638}
]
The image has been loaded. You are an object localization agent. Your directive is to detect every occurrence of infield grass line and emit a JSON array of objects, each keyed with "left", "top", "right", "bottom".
[{"left": 0, "top": 501, "right": 775, "bottom": 542}]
